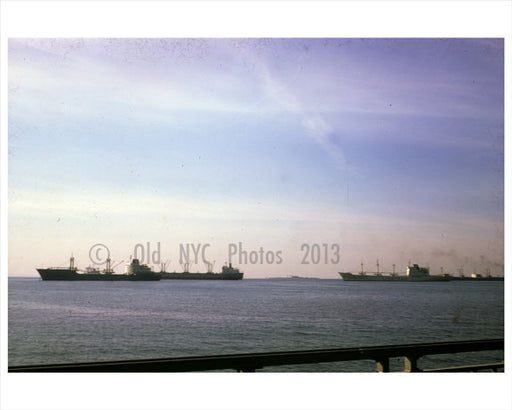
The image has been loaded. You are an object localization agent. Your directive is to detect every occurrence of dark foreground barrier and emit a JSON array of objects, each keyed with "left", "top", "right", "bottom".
[{"left": 9, "top": 338, "right": 504, "bottom": 373}]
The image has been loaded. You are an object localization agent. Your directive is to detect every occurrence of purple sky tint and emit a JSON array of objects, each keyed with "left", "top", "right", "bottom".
[{"left": 8, "top": 38, "right": 504, "bottom": 277}]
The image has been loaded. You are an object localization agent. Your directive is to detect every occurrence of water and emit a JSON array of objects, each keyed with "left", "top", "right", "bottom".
[{"left": 8, "top": 277, "right": 504, "bottom": 371}]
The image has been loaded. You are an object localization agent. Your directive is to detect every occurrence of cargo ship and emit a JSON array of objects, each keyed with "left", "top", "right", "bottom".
[
  {"left": 339, "top": 264, "right": 450, "bottom": 282},
  {"left": 449, "top": 274, "right": 504, "bottom": 281},
  {"left": 159, "top": 262, "right": 243, "bottom": 280},
  {"left": 37, "top": 257, "right": 161, "bottom": 281}
]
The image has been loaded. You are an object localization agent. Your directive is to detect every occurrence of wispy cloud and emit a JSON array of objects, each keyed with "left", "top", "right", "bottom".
[{"left": 233, "top": 45, "right": 353, "bottom": 172}]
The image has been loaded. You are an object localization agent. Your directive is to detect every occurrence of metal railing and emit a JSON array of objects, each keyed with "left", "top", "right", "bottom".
[{"left": 8, "top": 338, "right": 504, "bottom": 373}]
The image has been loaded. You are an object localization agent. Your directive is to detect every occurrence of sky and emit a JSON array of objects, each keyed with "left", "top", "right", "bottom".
[{"left": 8, "top": 38, "right": 504, "bottom": 278}]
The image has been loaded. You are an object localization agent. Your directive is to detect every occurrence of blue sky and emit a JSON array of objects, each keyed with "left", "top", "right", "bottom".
[{"left": 8, "top": 38, "right": 504, "bottom": 277}]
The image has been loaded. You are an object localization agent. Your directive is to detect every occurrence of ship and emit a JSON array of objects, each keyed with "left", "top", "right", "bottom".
[
  {"left": 448, "top": 274, "right": 504, "bottom": 281},
  {"left": 37, "top": 256, "right": 161, "bottom": 281},
  {"left": 159, "top": 262, "right": 243, "bottom": 280},
  {"left": 339, "top": 263, "right": 450, "bottom": 282}
]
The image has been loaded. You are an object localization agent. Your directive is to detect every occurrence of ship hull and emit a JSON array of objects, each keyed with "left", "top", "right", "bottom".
[
  {"left": 449, "top": 276, "right": 504, "bottom": 281},
  {"left": 37, "top": 269, "right": 161, "bottom": 281},
  {"left": 160, "top": 272, "right": 243, "bottom": 280},
  {"left": 339, "top": 272, "right": 450, "bottom": 282}
]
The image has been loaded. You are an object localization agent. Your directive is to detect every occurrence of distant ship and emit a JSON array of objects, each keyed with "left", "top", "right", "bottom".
[
  {"left": 449, "top": 274, "right": 504, "bottom": 281},
  {"left": 339, "top": 264, "right": 450, "bottom": 282},
  {"left": 159, "top": 262, "right": 243, "bottom": 280},
  {"left": 37, "top": 257, "right": 161, "bottom": 281}
]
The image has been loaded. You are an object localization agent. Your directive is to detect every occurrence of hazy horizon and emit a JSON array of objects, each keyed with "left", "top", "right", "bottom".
[{"left": 8, "top": 38, "right": 504, "bottom": 278}]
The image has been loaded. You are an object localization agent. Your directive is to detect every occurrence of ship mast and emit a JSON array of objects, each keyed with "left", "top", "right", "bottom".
[
  {"left": 104, "top": 258, "right": 113, "bottom": 274},
  {"left": 160, "top": 259, "right": 170, "bottom": 273},
  {"left": 205, "top": 260, "right": 215, "bottom": 273}
]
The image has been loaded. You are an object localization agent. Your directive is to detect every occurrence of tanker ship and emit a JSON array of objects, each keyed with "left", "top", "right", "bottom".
[
  {"left": 339, "top": 263, "right": 450, "bottom": 282},
  {"left": 159, "top": 262, "right": 243, "bottom": 280},
  {"left": 37, "top": 256, "right": 161, "bottom": 281}
]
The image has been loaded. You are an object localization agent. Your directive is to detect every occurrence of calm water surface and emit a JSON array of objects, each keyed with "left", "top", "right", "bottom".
[{"left": 8, "top": 277, "right": 504, "bottom": 371}]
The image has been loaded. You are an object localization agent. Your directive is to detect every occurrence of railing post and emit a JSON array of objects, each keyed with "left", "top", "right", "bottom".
[
  {"left": 376, "top": 358, "right": 390, "bottom": 372},
  {"left": 404, "top": 356, "right": 420, "bottom": 372}
]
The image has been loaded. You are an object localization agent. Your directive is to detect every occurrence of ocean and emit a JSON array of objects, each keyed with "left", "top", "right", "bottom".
[{"left": 8, "top": 277, "right": 504, "bottom": 372}]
